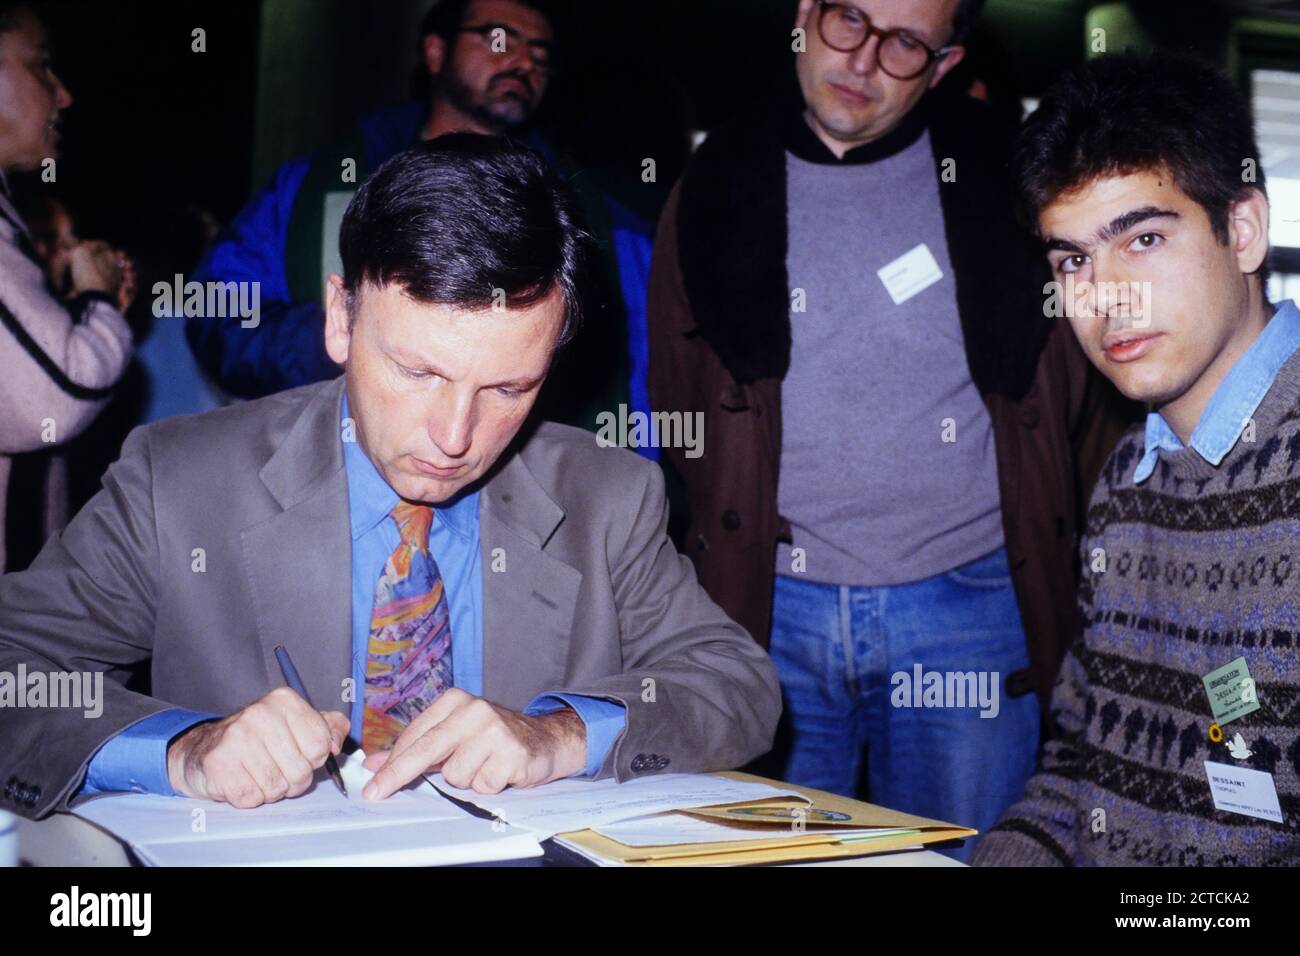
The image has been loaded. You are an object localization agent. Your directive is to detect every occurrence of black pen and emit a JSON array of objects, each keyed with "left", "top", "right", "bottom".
[{"left": 273, "top": 644, "right": 348, "bottom": 796}]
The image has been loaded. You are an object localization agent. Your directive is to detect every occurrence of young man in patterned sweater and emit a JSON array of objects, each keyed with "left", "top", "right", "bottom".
[{"left": 975, "top": 52, "right": 1300, "bottom": 866}]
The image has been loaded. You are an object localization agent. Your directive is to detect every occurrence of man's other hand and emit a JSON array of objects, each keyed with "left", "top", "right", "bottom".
[{"left": 360, "top": 688, "right": 586, "bottom": 800}]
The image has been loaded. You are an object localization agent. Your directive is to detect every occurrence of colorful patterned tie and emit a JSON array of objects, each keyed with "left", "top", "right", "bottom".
[{"left": 361, "top": 501, "right": 454, "bottom": 753}]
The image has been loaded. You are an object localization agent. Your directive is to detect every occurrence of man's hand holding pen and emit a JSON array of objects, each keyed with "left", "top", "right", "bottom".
[{"left": 165, "top": 687, "right": 348, "bottom": 808}]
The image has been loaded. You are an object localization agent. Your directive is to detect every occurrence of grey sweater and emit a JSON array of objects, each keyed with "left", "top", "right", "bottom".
[
  {"left": 974, "top": 351, "right": 1300, "bottom": 866},
  {"left": 775, "top": 129, "right": 1003, "bottom": 586}
]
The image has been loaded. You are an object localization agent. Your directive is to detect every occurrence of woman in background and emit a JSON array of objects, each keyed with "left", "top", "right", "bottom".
[{"left": 0, "top": 1, "right": 134, "bottom": 571}]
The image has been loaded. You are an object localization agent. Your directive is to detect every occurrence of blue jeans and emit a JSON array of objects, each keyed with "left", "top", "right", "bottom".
[{"left": 768, "top": 546, "right": 1040, "bottom": 863}]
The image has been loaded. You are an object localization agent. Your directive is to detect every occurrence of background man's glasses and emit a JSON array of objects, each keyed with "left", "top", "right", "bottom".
[
  {"left": 814, "top": 1, "right": 955, "bottom": 81},
  {"left": 458, "top": 23, "right": 558, "bottom": 75}
]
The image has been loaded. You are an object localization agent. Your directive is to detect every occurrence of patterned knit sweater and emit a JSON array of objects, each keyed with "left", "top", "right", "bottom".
[{"left": 974, "top": 351, "right": 1300, "bottom": 866}]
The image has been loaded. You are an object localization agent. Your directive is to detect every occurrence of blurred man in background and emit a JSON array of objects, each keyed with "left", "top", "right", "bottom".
[{"left": 186, "top": 0, "right": 655, "bottom": 441}]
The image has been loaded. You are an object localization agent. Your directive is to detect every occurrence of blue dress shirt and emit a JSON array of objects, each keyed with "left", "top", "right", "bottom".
[
  {"left": 1133, "top": 299, "right": 1300, "bottom": 484},
  {"left": 80, "top": 395, "right": 626, "bottom": 795}
]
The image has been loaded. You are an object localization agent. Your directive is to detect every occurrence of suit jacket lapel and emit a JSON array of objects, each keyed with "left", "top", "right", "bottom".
[
  {"left": 239, "top": 379, "right": 353, "bottom": 716},
  {"left": 478, "top": 442, "right": 583, "bottom": 707}
]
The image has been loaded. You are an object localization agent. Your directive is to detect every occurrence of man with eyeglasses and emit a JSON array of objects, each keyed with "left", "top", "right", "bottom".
[
  {"left": 648, "top": 0, "right": 1107, "bottom": 861},
  {"left": 185, "top": 0, "right": 655, "bottom": 445}
]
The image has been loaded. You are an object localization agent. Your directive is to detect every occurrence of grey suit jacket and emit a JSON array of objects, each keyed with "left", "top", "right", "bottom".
[{"left": 0, "top": 378, "right": 780, "bottom": 819}]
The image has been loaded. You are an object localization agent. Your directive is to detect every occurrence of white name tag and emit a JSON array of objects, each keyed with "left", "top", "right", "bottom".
[
  {"left": 1204, "top": 761, "right": 1284, "bottom": 823},
  {"left": 876, "top": 243, "right": 943, "bottom": 305}
]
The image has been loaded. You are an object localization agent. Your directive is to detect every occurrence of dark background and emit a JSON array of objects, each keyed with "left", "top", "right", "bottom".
[
  {"left": 8, "top": 0, "right": 1300, "bottom": 513},
  {"left": 25, "top": 0, "right": 1300, "bottom": 234}
]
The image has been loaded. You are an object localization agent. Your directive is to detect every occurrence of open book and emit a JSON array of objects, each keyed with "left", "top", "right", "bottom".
[{"left": 70, "top": 750, "right": 542, "bottom": 866}]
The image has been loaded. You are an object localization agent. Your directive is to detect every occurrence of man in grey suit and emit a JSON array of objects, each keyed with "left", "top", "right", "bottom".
[{"left": 0, "top": 134, "right": 780, "bottom": 819}]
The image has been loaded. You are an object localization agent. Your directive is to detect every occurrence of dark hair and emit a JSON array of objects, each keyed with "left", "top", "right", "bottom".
[
  {"left": 0, "top": 1, "right": 30, "bottom": 33},
  {"left": 418, "top": 0, "right": 564, "bottom": 43},
  {"left": 338, "top": 133, "right": 592, "bottom": 346},
  {"left": 1016, "top": 52, "right": 1268, "bottom": 262},
  {"left": 951, "top": 0, "right": 986, "bottom": 43}
]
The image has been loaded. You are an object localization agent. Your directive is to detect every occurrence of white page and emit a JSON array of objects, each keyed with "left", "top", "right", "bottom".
[
  {"left": 130, "top": 819, "right": 541, "bottom": 867},
  {"left": 75, "top": 751, "right": 462, "bottom": 842},
  {"left": 72, "top": 751, "right": 542, "bottom": 866},
  {"left": 594, "top": 811, "right": 912, "bottom": 847},
  {"left": 429, "top": 772, "right": 804, "bottom": 838}
]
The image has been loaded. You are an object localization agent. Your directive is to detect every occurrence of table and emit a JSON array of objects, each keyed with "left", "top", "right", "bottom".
[{"left": 17, "top": 812, "right": 965, "bottom": 866}]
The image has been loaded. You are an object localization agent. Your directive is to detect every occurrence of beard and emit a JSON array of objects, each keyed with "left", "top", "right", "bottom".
[{"left": 440, "top": 70, "right": 536, "bottom": 134}]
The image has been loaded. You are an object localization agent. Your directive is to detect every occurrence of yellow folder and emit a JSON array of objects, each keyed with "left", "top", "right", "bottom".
[{"left": 556, "top": 771, "right": 977, "bottom": 866}]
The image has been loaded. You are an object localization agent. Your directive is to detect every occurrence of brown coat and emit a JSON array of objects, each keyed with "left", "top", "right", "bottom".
[{"left": 647, "top": 90, "right": 1111, "bottom": 713}]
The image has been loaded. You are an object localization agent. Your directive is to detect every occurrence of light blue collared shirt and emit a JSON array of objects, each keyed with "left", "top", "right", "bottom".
[
  {"left": 339, "top": 395, "right": 625, "bottom": 775},
  {"left": 1133, "top": 299, "right": 1300, "bottom": 484},
  {"left": 80, "top": 395, "right": 625, "bottom": 795},
  {"left": 343, "top": 402, "right": 483, "bottom": 732}
]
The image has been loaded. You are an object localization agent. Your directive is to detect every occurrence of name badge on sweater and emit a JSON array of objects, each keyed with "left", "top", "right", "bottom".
[
  {"left": 1204, "top": 761, "right": 1283, "bottom": 824},
  {"left": 1202, "top": 656, "right": 1260, "bottom": 726},
  {"left": 877, "top": 243, "right": 943, "bottom": 305}
]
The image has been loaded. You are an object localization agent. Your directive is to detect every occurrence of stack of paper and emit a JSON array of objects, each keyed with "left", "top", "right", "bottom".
[
  {"left": 430, "top": 770, "right": 975, "bottom": 866},
  {"left": 556, "top": 772, "right": 976, "bottom": 866}
]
